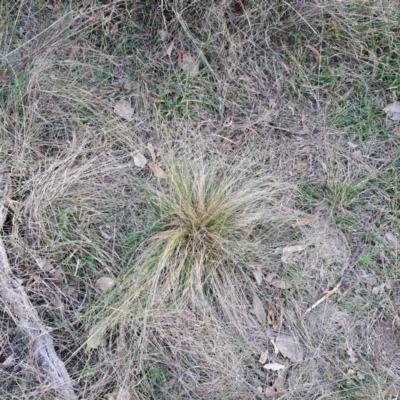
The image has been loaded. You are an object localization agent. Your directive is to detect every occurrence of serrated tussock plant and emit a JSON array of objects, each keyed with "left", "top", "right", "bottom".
[{"left": 87, "top": 155, "right": 294, "bottom": 344}]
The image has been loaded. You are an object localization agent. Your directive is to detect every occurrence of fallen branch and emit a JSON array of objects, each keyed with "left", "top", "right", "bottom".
[
  {"left": 304, "top": 224, "right": 367, "bottom": 317},
  {"left": 0, "top": 182, "right": 76, "bottom": 398}
]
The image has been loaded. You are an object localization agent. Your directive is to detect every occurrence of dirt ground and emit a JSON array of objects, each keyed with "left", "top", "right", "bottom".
[{"left": 0, "top": 1, "right": 399, "bottom": 399}]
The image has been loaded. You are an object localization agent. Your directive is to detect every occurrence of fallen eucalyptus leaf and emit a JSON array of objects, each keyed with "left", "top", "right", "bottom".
[
  {"left": 385, "top": 231, "right": 398, "bottom": 245},
  {"left": 372, "top": 284, "right": 385, "bottom": 296},
  {"left": 114, "top": 100, "right": 134, "bottom": 120},
  {"left": 36, "top": 257, "right": 54, "bottom": 273},
  {"left": 263, "top": 362, "right": 285, "bottom": 371},
  {"left": 62, "top": 285, "right": 78, "bottom": 300},
  {"left": 267, "top": 305, "right": 279, "bottom": 329},
  {"left": 347, "top": 348, "right": 358, "bottom": 363},
  {"left": 273, "top": 374, "right": 286, "bottom": 394},
  {"left": 291, "top": 216, "right": 315, "bottom": 228},
  {"left": 181, "top": 53, "right": 199, "bottom": 77},
  {"left": 95, "top": 277, "right": 115, "bottom": 292},
  {"left": 133, "top": 153, "right": 147, "bottom": 168},
  {"left": 149, "top": 162, "right": 168, "bottom": 179},
  {"left": 158, "top": 29, "right": 168, "bottom": 41},
  {"left": 270, "top": 279, "right": 292, "bottom": 290},
  {"left": 147, "top": 142, "right": 156, "bottom": 163},
  {"left": 305, "top": 44, "right": 321, "bottom": 64},
  {"left": 347, "top": 141, "right": 358, "bottom": 149},
  {"left": 259, "top": 350, "right": 269, "bottom": 365},
  {"left": 275, "top": 333, "right": 303, "bottom": 362},
  {"left": 383, "top": 102, "right": 400, "bottom": 121},
  {"left": 253, "top": 269, "right": 263, "bottom": 285},
  {"left": 49, "top": 268, "right": 63, "bottom": 284},
  {"left": 265, "top": 272, "right": 278, "bottom": 283},
  {"left": 253, "top": 294, "right": 266, "bottom": 326},
  {"left": 281, "top": 245, "right": 306, "bottom": 263},
  {"left": 122, "top": 82, "right": 131, "bottom": 92},
  {"left": 85, "top": 328, "right": 106, "bottom": 351},
  {"left": 264, "top": 387, "right": 277, "bottom": 397}
]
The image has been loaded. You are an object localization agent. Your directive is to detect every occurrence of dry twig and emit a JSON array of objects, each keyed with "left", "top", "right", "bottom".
[{"left": 0, "top": 167, "right": 76, "bottom": 399}]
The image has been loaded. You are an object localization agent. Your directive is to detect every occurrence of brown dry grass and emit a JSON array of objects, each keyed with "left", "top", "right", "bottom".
[{"left": 0, "top": 0, "right": 399, "bottom": 399}]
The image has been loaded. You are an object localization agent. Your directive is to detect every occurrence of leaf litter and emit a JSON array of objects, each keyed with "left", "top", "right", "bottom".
[
  {"left": 114, "top": 100, "right": 134, "bottom": 120},
  {"left": 149, "top": 162, "right": 168, "bottom": 179},
  {"left": 275, "top": 333, "right": 304, "bottom": 362},
  {"left": 383, "top": 102, "right": 400, "bottom": 121},
  {"left": 253, "top": 294, "right": 266, "bottom": 326},
  {"left": 265, "top": 272, "right": 292, "bottom": 290},
  {"left": 95, "top": 277, "right": 116, "bottom": 292},
  {"left": 264, "top": 387, "right": 277, "bottom": 397},
  {"left": 291, "top": 216, "right": 316, "bottom": 228},
  {"left": 281, "top": 244, "right": 306, "bottom": 263},
  {"left": 181, "top": 53, "right": 199, "bottom": 77},
  {"left": 259, "top": 350, "right": 269, "bottom": 365},
  {"left": 133, "top": 153, "right": 147, "bottom": 168},
  {"left": 263, "top": 362, "right": 285, "bottom": 371}
]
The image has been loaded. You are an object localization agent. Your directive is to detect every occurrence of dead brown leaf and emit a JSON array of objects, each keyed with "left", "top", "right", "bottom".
[
  {"left": 147, "top": 142, "right": 156, "bottom": 163},
  {"left": 149, "top": 162, "right": 168, "bottom": 179},
  {"left": 267, "top": 305, "right": 279, "bottom": 329},
  {"left": 151, "top": 97, "right": 164, "bottom": 104},
  {"left": 281, "top": 60, "right": 293, "bottom": 73},
  {"left": 305, "top": 44, "right": 321, "bottom": 65},
  {"left": 394, "top": 128, "right": 400, "bottom": 138},
  {"left": 275, "top": 333, "right": 304, "bottom": 362},
  {"left": 291, "top": 216, "right": 315, "bottom": 228},
  {"left": 178, "top": 50, "right": 182, "bottom": 70},
  {"left": 253, "top": 294, "right": 266, "bottom": 326}
]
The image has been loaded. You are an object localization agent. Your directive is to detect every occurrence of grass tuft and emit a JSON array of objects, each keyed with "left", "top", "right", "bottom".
[{"left": 88, "top": 154, "right": 293, "bottom": 333}]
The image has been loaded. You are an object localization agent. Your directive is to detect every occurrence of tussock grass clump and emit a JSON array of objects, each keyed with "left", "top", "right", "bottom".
[
  {"left": 142, "top": 157, "right": 288, "bottom": 304},
  {"left": 90, "top": 155, "right": 293, "bottom": 330},
  {"left": 84, "top": 154, "right": 295, "bottom": 395}
]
